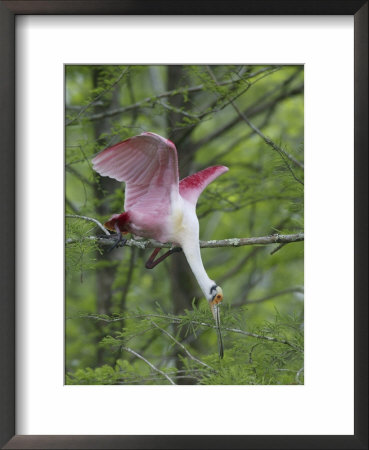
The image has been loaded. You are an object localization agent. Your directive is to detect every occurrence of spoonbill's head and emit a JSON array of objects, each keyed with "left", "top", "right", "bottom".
[
  {"left": 208, "top": 285, "right": 224, "bottom": 320},
  {"left": 104, "top": 212, "right": 131, "bottom": 233},
  {"left": 104, "top": 214, "right": 121, "bottom": 232}
]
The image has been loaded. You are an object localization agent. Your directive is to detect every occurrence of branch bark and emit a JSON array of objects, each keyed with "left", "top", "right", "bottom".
[{"left": 66, "top": 232, "right": 304, "bottom": 249}]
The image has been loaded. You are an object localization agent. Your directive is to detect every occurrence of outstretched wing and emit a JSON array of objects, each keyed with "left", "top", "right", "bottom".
[
  {"left": 179, "top": 165, "right": 229, "bottom": 205},
  {"left": 92, "top": 132, "right": 179, "bottom": 212}
]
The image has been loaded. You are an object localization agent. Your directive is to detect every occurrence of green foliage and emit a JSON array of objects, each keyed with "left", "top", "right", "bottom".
[
  {"left": 65, "top": 64, "right": 304, "bottom": 385},
  {"left": 65, "top": 218, "right": 101, "bottom": 282},
  {"left": 67, "top": 307, "right": 303, "bottom": 385}
]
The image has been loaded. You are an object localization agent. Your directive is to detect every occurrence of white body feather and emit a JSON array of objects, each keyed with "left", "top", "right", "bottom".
[{"left": 166, "top": 191, "right": 215, "bottom": 300}]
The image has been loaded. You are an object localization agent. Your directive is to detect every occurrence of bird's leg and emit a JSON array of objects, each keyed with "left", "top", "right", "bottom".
[
  {"left": 107, "top": 223, "right": 127, "bottom": 253},
  {"left": 145, "top": 247, "right": 182, "bottom": 269}
]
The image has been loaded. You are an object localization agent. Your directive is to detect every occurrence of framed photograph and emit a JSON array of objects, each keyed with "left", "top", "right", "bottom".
[{"left": 1, "top": 1, "right": 367, "bottom": 449}]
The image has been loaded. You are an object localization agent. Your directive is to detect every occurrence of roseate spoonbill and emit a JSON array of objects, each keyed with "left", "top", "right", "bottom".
[{"left": 92, "top": 132, "right": 228, "bottom": 358}]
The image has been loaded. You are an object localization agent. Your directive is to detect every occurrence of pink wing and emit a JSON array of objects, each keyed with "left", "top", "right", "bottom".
[
  {"left": 92, "top": 132, "right": 179, "bottom": 212},
  {"left": 179, "top": 165, "right": 229, "bottom": 205}
]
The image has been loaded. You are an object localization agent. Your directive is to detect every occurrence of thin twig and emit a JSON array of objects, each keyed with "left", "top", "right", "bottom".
[
  {"left": 295, "top": 367, "right": 304, "bottom": 384},
  {"left": 82, "top": 313, "right": 302, "bottom": 352},
  {"left": 66, "top": 68, "right": 129, "bottom": 126},
  {"left": 206, "top": 107, "right": 276, "bottom": 167},
  {"left": 218, "top": 247, "right": 261, "bottom": 284},
  {"left": 65, "top": 198, "right": 80, "bottom": 214},
  {"left": 158, "top": 101, "right": 201, "bottom": 119},
  {"left": 206, "top": 66, "right": 304, "bottom": 184},
  {"left": 229, "top": 102, "right": 304, "bottom": 183},
  {"left": 270, "top": 243, "right": 286, "bottom": 255},
  {"left": 121, "top": 346, "right": 176, "bottom": 385},
  {"left": 117, "top": 374, "right": 199, "bottom": 384},
  {"left": 207, "top": 325, "right": 301, "bottom": 352},
  {"left": 66, "top": 165, "right": 93, "bottom": 187},
  {"left": 192, "top": 83, "right": 303, "bottom": 153},
  {"left": 120, "top": 247, "right": 136, "bottom": 310},
  {"left": 150, "top": 320, "right": 215, "bottom": 371},
  {"left": 243, "top": 287, "right": 304, "bottom": 306},
  {"left": 66, "top": 214, "right": 110, "bottom": 236},
  {"left": 66, "top": 72, "right": 271, "bottom": 124},
  {"left": 248, "top": 343, "right": 262, "bottom": 364}
]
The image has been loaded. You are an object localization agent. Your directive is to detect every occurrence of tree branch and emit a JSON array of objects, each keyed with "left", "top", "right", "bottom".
[
  {"left": 234, "top": 286, "right": 304, "bottom": 307},
  {"left": 228, "top": 102, "right": 304, "bottom": 183},
  {"left": 66, "top": 232, "right": 304, "bottom": 249},
  {"left": 66, "top": 214, "right": 110, "bottom": 236},
  {"left": 218, "top": 247, "right": 262, "bottom": 284},
  {"left": 192, "top": 84, "right": 303, "bottom": 153},
  {"left": 65, "top": 198, "right": 80, "bottom": 214},
  {"left": 66, "top": 69, "right": 276, "bottom": 124},
  {"left": 66, "top": 68, "right": 129, "bottom": 126},
  {"left": 206, "top": 66, "right": 304, "bottom": 184}
]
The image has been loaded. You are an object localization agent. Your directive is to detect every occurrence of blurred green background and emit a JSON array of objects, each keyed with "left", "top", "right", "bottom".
[{"left": 65, "top": 65, "right": 304, "bottom": 385}]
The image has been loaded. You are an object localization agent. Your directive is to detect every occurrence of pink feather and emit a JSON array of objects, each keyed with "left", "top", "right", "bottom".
[
  {"left": 179, "top": 165, "right": 229, "bottom": 205},
  {"left": 92, "top": 132, "right": 228, "bottom": 242},
  {"left": 92, "top": 132, "right": 178, "bottom": 213}
]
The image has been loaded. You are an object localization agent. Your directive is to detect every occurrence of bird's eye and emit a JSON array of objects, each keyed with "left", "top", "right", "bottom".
[{"left": 211, "top": 293, "right": 223, "bottom": 305}]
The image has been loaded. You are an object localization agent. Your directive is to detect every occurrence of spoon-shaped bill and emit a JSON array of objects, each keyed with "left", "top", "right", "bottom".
[{"left": 212, "top": 303, "right": 224, "bottom": 359}]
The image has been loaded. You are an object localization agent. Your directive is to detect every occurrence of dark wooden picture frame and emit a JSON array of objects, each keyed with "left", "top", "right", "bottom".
[{"left": 1, "top": 1, "right": 367, "bottom": 449}]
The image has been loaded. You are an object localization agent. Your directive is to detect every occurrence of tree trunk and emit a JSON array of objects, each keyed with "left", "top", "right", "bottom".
[{"left": 92, "top": 68, "right": 121, "bottom": 365}]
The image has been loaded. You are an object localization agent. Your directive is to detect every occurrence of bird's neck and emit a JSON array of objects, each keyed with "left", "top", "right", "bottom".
[{"left": 181, "top": 239, "right": 215, "bottom": 301}]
